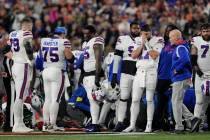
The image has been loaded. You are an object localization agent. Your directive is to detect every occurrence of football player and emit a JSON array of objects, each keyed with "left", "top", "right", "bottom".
[
  {"left": 111, "top": 21, "right": 141, "bottom": 132},
  {"left": 81, "top": 25, "right": 104, "bottom": 132},
  {"left": 123, "top": 24, "right": 164, "bottom": 132},
  {"left": 6, "top": 17, "right": 34, "bottom": 132},
  {"left": 191, "top": 23, "right": 210, "bottom": 132},
  {"left": 41, "top": 27, "right": 74, "bottom": 131}
]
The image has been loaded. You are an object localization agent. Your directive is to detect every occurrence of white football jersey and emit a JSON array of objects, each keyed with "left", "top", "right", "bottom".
[
  {"left": 82, "top": 36, "right": 104, "bottom": 72},
  {"left": 8, "top": 30, "right": 33, "bottom": 63},
  {"left": 41, "top": 37, "right": 71, "bottom": 70},
  {"left": 192, "top": 36, "right": 210, "bottom": 74},
  {"left": 115, "top": 35, "right": 141, "bottom": 61},
  {"left": 136, "top": 36, "right": 164, "bottom": 69}
]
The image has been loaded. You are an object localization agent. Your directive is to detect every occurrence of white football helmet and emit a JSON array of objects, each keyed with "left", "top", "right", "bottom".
[
  {"left": 91, "top": 87, "right": 106, "bottom": 102},
  {"left": 31, "top": 95, "right": 42, "bottom": 109},
  {"left": 101, "top": 79, "right": 120, "bottom": 103},
  {"left": 201, "top": 80, "right": 210, "bottom": 96},
  {"left": 31, "top": 90, "right": 43, "bottom": 109}
]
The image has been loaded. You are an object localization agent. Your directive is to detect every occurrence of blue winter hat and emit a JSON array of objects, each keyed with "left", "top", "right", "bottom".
[{"left": 54, "top": 27, "right": 67, "bottom": 34}]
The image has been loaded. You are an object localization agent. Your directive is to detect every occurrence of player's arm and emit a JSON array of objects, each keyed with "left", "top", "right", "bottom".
[
  {"left": 23, "top": 37, "right": 34, "bottom": 61},
  {"left": 190, "top": 45, "right": 203, "bottom": 77},
  {"left": 132, "top": 35, "right": 147, "bottom": 59},
  {"left": 64, "top": 47, "right": 75, "bottom": 63},
  {"left": 148, "top": 38, "right": 164, "bottom": 60},
  {"left": 93, "top": 44, "right": 103, "bottom": 87},
  {"left": 131, "top": 47, "right": 143, "bottom": 59}
]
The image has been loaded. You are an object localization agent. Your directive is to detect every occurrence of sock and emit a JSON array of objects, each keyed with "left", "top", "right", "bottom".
[
  {"left": 43, "top": 100, "right": 50, "bottom": 124},
  {"left": 130, "top": 100, "right": 140, "bottom": 127},
  {"left": 90, "top": 100, "right": 100, "bottom": 124},
  {"left": 117, "top": 100, "right": 127, "bottom": 122},
  {"left": 50, "top": 101, "right": 59, "bottom": 125}
]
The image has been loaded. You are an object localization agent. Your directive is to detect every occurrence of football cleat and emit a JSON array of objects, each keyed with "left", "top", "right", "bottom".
[
  {"left": 113, "top": 122, "right": 126, "bottom": 132},
  {"left": 85, "top": 124, "right": 100, "bottom": 132},
  {"left": 123, "top": 126, "right": 136, "bottom": 132},
  {"left": 12, "top": 124, "right": 33, "bottom": 133},
  {"left": 191, "top": 117, "right": 201, "bottom": 133},
  {"left": 145, "top": 123, "right": 152, "bottom": 133}
]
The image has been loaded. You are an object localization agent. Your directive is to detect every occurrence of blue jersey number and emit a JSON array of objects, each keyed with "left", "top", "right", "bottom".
[
  {"left": 83, "top": 48, "right": 90, "bottom": 59},
  {"left": 10, "top": 38, "right": 20, "bottom": 52},
  {"left": 201, "top": 45, "right": 209, "bottom": 58},
  {"left": 42, "top": 47, "right": 59, "bottom": 62},
  {"left": 128, "top": 46, "right": 134, "bottom": 56}
]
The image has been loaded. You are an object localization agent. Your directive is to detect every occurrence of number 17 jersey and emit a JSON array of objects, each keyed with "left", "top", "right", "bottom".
[
  {"left": 192, "top": 36, "right": 210, "bottom": 73},
  {"left": 41, "top": 37, "right": 71, "bottom": 70}
]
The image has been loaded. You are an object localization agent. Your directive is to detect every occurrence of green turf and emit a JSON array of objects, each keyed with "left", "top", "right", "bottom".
[{"left": 0, "top": 133, "right": 210, "bottom": 140}]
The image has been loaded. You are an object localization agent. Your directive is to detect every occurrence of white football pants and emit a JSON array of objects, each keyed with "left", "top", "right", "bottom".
[{"left": 42, "top": 67, "right": 65, "bottom": 125}]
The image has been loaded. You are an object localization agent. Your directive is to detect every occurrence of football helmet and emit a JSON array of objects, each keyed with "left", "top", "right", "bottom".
[
  {"left": 101, "top": 79, "right": 120, "bottom": 103},
  {"left": 91, "top": 87, "right": 106, "bottom": 102},
  {"left": 31, "top": 90, "right": 44, "bottom": 109}
]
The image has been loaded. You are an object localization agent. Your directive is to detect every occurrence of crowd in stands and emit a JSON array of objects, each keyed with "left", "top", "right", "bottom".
[{"left": 0, "top": 0, "right": 209, "bottom": 50}]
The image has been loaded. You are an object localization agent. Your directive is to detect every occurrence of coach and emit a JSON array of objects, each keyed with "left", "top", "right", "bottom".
[{"left": 169, "top": 29, "right": 192, "bottom": 133}]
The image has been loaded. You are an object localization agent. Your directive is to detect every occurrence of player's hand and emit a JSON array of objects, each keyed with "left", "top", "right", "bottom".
[
  {"left": 148, "top": 50, "right": 158, "bottom": 59},
  {"left": 111, "top": 73, "right": 118, "bottom": 88},
  {"left": 142, "top": 35, "right": 148, "bottom": 45},
  {"left": 196, "top": 69, "right": 203, "bottom": 78},
  {"left": 194, "top": 66, "right": 203, "bottom": 78}
]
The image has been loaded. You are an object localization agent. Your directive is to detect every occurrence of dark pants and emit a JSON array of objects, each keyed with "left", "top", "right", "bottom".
[
  {"left": 3, "top": 58, "right": 12, "bottom": 131},
  {"left": 207, "top": 105, "right": 210, "bottom": 130},
  {"left": 154, "top": 79, "right": 172, "bottom": 130}
]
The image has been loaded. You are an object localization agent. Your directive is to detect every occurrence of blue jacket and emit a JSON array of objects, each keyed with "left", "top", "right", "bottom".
[
  {"left": 68, "top": 85, "right": 90, "bottom": 112},
  {"left": 158, "top": 41, "right": 174, "bottom": 80},
  {"left": 171, "top": 41, "right": 192, "bottom": 82},
  {"left": 73, "top": 53, "right": 84, "bottom": 70}
]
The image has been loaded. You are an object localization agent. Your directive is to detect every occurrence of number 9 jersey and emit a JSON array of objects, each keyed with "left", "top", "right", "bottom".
[
  {"left": 115, "top": 35, "right": 141, "bottom": 61},
  {"left": 191, "top": 36, "right": 210, "bottom": 74},
  {"left": 41, "top": 38, "right": 71, "bottom": 70},
  {"left": 8, "top": 30, "right": 33, "bottom": 63}
]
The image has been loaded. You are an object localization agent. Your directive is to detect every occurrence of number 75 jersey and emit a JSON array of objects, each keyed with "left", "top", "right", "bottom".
[
  {"left": 41, "top": 38, "right": 71, "bottom": 70},
  {"left": 8, "top": 30, "right": 33, "bottom": 63},
  {"left": 191, "top": 36, "right": 210, "bottom": 73}
]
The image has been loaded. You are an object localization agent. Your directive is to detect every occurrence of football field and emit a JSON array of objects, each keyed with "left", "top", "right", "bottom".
[{"left": 0, "top": 132, "right": 210, "bottom": 140}]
